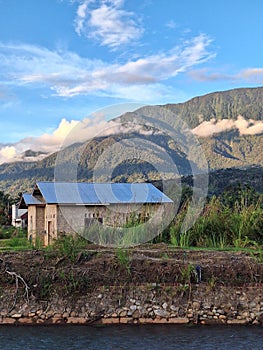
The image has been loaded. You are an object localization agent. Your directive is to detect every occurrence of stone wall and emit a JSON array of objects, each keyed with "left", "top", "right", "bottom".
[{"left": 0, "top": 283, "right": 263, "bottom": 326}]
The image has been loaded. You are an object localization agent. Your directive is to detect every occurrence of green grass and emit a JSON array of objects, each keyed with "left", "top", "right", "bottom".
[
  {"left": 166, "top": 244, "right": 261, "bottom": 253},
  {"left": 0, "top": 238, "right": 32, "bottom": 251},
  {"left": 0, "top": 228, "right": 32, "bottom": 251},
  {"left": 116, "top": 248, "right": 131, "bottom": 274}
]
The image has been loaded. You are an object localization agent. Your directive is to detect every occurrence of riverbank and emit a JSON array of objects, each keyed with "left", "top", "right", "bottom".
[
  {"left": 1, "top": 284, "right": 263, "bottom": 326},
  {"left": 0, "top": 244, "right": 262, "bottom": 326}
]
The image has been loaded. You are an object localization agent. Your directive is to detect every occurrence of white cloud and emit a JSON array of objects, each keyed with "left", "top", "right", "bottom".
[
  {"left": 189, "top": 67, "right": 263, "bottom": 83},
  {"left": 166, "top": 20, "right": 177, "bottom": 29},
  {"left": 237, "top": 68, "right": 263, "bottom": 83},
  {"left": 0, "top": 119, "right": 79, "bottom": 164},
  {"left": 192, "top": 115, "right": 263, "bottom": 137},
  {"left": 0, "top": 34, "right": 214, "bottom": 99},
  {"left": 0, "top": 117, "right": 101, "bottom": 164},
  {"left": 0, "top": 146, "right": 17, "bottom": 162},
  {"left": 74, "top": 0, "right": 143, "bottom": 49},
  {"left": 75, "top": 1, "right": 89, "bottom": 35},
  {"left": 0, "top": 104, "right": 146, "bottom": 164}
]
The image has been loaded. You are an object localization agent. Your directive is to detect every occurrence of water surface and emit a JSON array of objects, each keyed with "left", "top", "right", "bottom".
[{"left": 0, "top": 325, "right": 262, "bottom": 349}]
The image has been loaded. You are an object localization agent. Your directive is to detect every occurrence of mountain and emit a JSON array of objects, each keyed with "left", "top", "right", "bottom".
[
  {"left": 1, "top": 86, "right": 263, "bottom": 197},
  {"left": 22, "top": 149, "right": 48, "bottom": 159},
  {"left": 165, "top": 86, "right": 263, "bottom": 127}
]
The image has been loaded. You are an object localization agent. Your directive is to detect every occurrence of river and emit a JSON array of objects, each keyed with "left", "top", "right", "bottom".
[{"left": 0, "top": 325, "right": 263, "bottom": 349}]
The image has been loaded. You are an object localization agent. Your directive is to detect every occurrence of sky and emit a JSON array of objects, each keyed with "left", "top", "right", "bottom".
[{"left": 0, "top": 0, "right": 263, "bottom": 163}]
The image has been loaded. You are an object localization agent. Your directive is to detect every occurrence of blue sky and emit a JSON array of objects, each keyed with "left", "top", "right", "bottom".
[{"left": 0, "top": 0, "right": 263, "bottom": 162}]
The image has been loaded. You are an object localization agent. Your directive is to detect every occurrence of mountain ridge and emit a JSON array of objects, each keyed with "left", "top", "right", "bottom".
[{"left": 1, "top": 86, "right": 263, "bottom": 196}]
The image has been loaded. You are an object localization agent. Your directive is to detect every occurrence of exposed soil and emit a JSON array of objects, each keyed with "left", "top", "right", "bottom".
[{"left": 0, "top": 244, "right": 262, "bottom": 301}]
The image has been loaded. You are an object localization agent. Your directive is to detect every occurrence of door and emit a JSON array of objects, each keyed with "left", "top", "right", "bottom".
[{"left": 47, "top": 220, "right": 52, "bottom": 246}]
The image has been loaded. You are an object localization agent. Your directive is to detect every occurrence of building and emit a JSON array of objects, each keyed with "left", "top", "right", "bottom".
[
  {"left": 19, "top": 181, "right": 173, "bottom": 246},
  {"left": 11, "top": 204, "right": 28, "bottom": 228}
]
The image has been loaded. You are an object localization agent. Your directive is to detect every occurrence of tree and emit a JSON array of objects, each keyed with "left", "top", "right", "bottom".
[{"left": 0, "top": 191, "right": 14, "bottom": 225}]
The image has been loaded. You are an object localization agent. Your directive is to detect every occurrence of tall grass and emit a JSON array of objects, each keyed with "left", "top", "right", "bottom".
[{"left": 168, "top": 189, "right": 263, "bottom": 249}]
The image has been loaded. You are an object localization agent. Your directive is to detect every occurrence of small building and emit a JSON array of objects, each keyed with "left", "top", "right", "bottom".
[
  {"left": 19, "top": 181, "right": 173, "bottom": 246},
  {"left": 11, "top": 204, "right": 28, "bottom": 228}
]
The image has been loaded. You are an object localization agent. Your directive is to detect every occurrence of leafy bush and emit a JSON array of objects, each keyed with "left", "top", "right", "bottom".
[{"left": 51, "top": 235, "right": 87, "bottom": 262}]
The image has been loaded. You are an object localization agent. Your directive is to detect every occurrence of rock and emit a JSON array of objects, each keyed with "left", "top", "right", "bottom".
[
  {"left": 257, "top": 314, "right": 263, "bottom": 324},
  {"left": 219, "top": 315, "right": 226, "bottom": 320},
  {"left": 119, "top": 310, "right": 127, "bottom": 317},
  {"left": 11, "top": 313, "right": 22, "bottom": 318},
  {"left": 201, "top": 319, "right": 223, "bottom": 325},
  {"left": 249, "top": 302, "right": 256, "bottom": 308},
  {"left": 169, "top": 317, "right": 189, "bottom": 324},
  {"left": 132, "top": 310, "right": 140, "bottom": 319},
  {"left": 227, "top": 319, "right": 247, "bottom": 325},
  {"left": 66, "top": 317, "right": 87, "bottom": 324},
  {"left": 36, "top": 319, "right": 45, "bottom": 324},
  {"left": 17, "top": 317, "right": 34, "bottom": 324},
  {"left": 153, "top": 305, "right": 160, "bottom": 309},
  {"left": 0, "top": 310, "right": 8, "bottom": 317},
  {"left": 192, "top": 302, "right": 200, "bottom": 310},
  {"left": 101, "top": 318, "right": 120, "bottom": 324},
  {"left": 170, "top": 305, "right": 178, "bottom": 312},
  {"left": 217, "top": 309, "right": 224, "bottom": 315},
  {"left": 1, "top": 317, "right": 16, "bottom": 324},
  {"left": 51, "top": 317, "right": 64, "bottom": 324},
  {"left": 178, "top": 308, "right": 185, "bottom": 317},
  {"left": 119, "top": 317, "right": 134, "bottom": 324},
  {"left": 162, "top": 302, "right": 168, "bottom": 309},
  {"left": 154, "top": 309, "right": 169, "bottom": 318}
]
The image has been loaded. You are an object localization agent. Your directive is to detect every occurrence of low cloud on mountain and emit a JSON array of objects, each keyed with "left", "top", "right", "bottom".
[
  {"left": 192, "top": 115, "right": 263, "bottom": 137},
  {"left": 0, "top": 111, "right": 148, "bottom": 165}
]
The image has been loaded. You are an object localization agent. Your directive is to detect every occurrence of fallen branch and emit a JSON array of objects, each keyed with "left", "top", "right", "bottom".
[{"left": 6, "top": 270, "right": 30, "bottom": 312}]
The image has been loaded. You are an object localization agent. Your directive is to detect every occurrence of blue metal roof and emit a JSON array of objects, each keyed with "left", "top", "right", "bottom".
[
  {"left": 22, "top": 193, "right": 44, "bottom": 205},
  {"left": 35, "top": 182, "right": 173, "bottom": 205}
]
